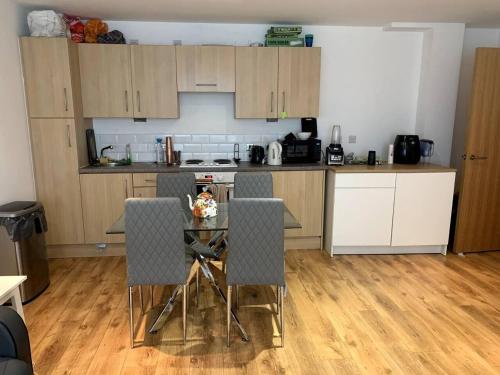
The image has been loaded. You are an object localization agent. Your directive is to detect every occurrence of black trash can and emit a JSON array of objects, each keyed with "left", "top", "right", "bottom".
[{"left": 0, "top": 201, "right": 50, "bottom": 303}]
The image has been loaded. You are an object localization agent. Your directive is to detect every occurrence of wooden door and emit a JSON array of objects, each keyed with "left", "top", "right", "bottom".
[
  {"left": 79, "top": 44, "right": 133, "bottom": 117},
  {"left": 30, "top": 119, "right": 84, "bottom": 244},
  {"left": 130, "top": 45, "right": 178, "bottom": 118},
  {"left": 80, "top": 174, "right": 132, "bottom": 243},
  {"left": 454, "top": 48, "right": 500, "bottom": 253},
  {"left": 20, "top": 37, "right": 73, "bottom": 118},
  {"left": 392, "top": 173, "right": 455, "bottom": 246},
  {"left": 235, "top": 47, "right": 278, "bottom": 118},
  {"left": 272, "top": 171, "right": 324, "bottom": 237},
  {"left": 176, "top": 46, "right": 235, "bottom": 92},
  {"left": 278, "top": 47, "right": 321, "bottom": 118}
]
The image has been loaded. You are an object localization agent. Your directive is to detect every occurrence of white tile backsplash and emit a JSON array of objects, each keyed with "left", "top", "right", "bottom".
[{"left": 96, "top": 132, "right": 286, "bottom": 163}]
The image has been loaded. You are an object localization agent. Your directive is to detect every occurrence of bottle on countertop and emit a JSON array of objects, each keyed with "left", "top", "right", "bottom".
[
  {"left": 126, "top": 144, "right": 132, "bottom": 164},
  {"left": 155, "top": 137, "right": 163, "bottom": 164},
  {"left": 388, "top": 144, "right": 394, "bottom": 165}
]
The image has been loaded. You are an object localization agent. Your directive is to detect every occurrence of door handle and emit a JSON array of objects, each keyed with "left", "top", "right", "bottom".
[
  {"left": 470, "top": 154, "right": 488, "bottom": 160},
  {"left": 66, "top": 124, "right": 71, "bottom": 147},
  {"left": 282, "top": 91, "right": 286, "bottom": 113},
  {"left": 63, "top": 88, "right": 68, "bottom": 111},
  {"left": 270, "top": 91, "right": 274, "bottom": 113},
  {"left": 136, "top": 90, "right": 141, "bottom": 113},
  {"left": 125, "top": 90, "right": 129, "bottom": 112},
  {"left": 124, "top": 179, "right": 129, "bottom": 198}
]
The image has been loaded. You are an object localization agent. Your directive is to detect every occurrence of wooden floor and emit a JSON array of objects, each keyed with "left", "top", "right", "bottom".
[{"left": 24, "top": 250, "right": 500, "bottom": 375}]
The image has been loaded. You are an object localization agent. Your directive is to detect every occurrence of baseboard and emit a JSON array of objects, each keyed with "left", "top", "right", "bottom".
[
  {"left": 47, "top": 244, "right": 126, "bottom": 258},
  {"left": 329, "top": 245, "right": 447, "bottom": 256},
  {"left": 49, "top": 236, "right": 321, "bottom": 258},
  {"left": 285, "top": 236, "right": 321, "bottom": 250}
]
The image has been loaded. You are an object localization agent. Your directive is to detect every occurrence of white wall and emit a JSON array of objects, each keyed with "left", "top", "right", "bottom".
[
  {"left": 0, "top": 0, "right": 35, "bottom": 205},
  {"left": 95, "top": 21, "right": 424, "bottom": 160},
  {"left": 451, "top": 28, "right": 500, "bottom": 189}
]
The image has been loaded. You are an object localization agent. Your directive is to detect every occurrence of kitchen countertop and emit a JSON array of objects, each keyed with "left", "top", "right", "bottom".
[
  {"left": 330, "top": 163, "right": 456, "bottom": 173},
  {"left": 79, "top": 161, "right": 328, "bottom": 174}
]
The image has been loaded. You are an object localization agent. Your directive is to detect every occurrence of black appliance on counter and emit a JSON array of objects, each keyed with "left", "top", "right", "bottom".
[
  {"left": 394, "top": 135, "right": 421, "bottom": 164},
  {"left": 86, "top": 129, "right": 100, "bottom": 165},
  {"left": 250, "top": 145, "right": 265, "bottom": 164},
  {"left": 301, "top": 118, "right": 318, "bottom": 138},
  {"left": 279, "top": 139, "right": 322, "bottom": 164}
]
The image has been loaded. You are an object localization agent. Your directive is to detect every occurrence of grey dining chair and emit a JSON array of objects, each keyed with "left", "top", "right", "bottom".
[
  {"left": 226, "top": 198, "right": 285, "bottom": 347},
  {"left": 156, "top": 173, "right": 196, "bottom": 212},
  {"left": 125, "top": 198, "right": 195, "bottom": 347},
  {"left": 234, "top": 172, "right": 273, "bottom": 198}
]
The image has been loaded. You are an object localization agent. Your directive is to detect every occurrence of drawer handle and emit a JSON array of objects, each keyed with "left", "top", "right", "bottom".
[
  {"left": 470, "top": 154, "right": 488, "bottom": 160},
  {"left": 144, "top": 179, "right": 156, "bottom": 183},
  {"left": 195, "top": 83, "right": 217, "bottom": 87},
  {"left": 66, "top": 124, "right": 71, "bottom": 147},
  {"left": 124, "top": 179, "right": 129, "bottom": 198}
]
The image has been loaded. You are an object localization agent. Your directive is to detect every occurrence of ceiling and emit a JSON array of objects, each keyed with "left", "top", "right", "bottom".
[{"left": 16, "top": 0, "right": 500, "bottom": 27}]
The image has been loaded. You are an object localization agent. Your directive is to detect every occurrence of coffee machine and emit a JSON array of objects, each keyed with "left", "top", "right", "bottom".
[{"left": 326, "top": 125, "right": 344, "bottom": 165}]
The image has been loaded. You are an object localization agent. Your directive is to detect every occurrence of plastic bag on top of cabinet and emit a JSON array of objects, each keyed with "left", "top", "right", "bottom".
[{"left": 27, "top": 10, "right": 66, "bottom": 37}]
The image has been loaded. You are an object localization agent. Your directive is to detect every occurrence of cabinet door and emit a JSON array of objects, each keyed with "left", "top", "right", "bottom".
[
  {"left": 235, "top": 47, "right": 278, "bottom": 118},
  {"left": 20, "top": 37, "right": 73, "bottom": 118},
  {"left": 79, "top": 44, "right": 133, "bottom": 117},
  {"left": 30, "top": 119, "right": 84, "bottom": 244},
  {"left": 272, "top": 171, "right": 324, "bottom": 237},
  {"left": 332, "top": 188, "right": 395, "bottom": 246},
  {"left": 278, "top": 47, "right": 321, "bottom": 118},
  {"left": 392, "top": 173, "right": 455, "bottom": 246},
  {"left": 80, "top": 174, "right": 132, "bottom": 243},
  {"left": 130, "top": 45, "right": 178, "bottom": 118},
  {"left": 176, "top": 46, "right": 235, "bottom": 92}
]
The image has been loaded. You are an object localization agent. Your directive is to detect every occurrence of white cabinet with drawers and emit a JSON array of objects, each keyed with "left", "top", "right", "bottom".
[{"left": 324, "top": 170, "right": 455, "bottom": 256}]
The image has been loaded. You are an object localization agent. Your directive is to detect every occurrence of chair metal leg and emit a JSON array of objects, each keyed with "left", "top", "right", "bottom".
[
  {"left": 128, "top": 286, "right": 134, "bottom": 349},
  {"left": 227, "top": 285, "right": 232, "bottom": 347},
  {"left": 235, "top": 285, "right": 239, "bottom": 310},
  {"left": 280, "top": 286, "right": 285, "bottom": 348},
  {"left": 195, "top": 268, "right": 200, "bottom": 306},
  {"left": 139, "top": 285, "right": 144, "bottom": 314},
  {"left": 150, "top": 285, "right": 154, "bottom": 308},
  {"left": 183, "top": 284, "right": 187, "bottom": 345}
]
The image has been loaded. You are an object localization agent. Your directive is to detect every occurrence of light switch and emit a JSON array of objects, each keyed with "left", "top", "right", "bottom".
[{"left": 348, "top": 135, "right": 357, "bottom": 144}]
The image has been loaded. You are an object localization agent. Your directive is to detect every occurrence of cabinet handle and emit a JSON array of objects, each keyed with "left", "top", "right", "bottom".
[
  {"left": 470, "top": 154, "right": 488, "bottom": 160},
  {"left": 270, "top": 92, "right": 274, "bottom": 113},
  {"left": 63, "top": 88, "right": 68, "bottom": 111},
  {"left": 66, "top": 124, "right": 71, "bottom": 147},
  {"left": 136, "top": 90, "right": 141, "bottom": 113},
  {"left": 144, "top": 179, "right": 156, "bottom": 183},
  {"left": 124, "top": 179, "right": 129, "bottom": 198},
  {"left": 282, "top": 91, "right": 286, "bottom": 113},
  {"left": 195, "top": 83, "right": 217, "bottom": 87},
  {"left": 125, "top": 90, "right": 129, "bottom": 112}
]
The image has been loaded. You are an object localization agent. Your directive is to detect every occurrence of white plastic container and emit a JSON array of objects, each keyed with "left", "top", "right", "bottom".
[{"left": 388, "top": 144, "right": 394, "bottom": 165}]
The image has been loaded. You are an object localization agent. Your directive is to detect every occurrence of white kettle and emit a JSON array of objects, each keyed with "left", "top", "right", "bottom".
[{"left": 267, "top": 141, "right": 282, "bottom": 166}]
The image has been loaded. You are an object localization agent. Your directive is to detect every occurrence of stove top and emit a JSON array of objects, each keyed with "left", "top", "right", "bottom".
[{"left": 179, "top": 159, "right": 238, "bottom": 168}]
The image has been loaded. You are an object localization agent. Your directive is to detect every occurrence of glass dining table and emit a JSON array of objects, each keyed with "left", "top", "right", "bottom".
[{"left": 107, "top": 202, "right": 301, "bottom": 341}]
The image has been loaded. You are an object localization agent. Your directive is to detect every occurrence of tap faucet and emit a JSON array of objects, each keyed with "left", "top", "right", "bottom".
[{"left": 100, "top": 145, "right": 113, "bottom": 158}]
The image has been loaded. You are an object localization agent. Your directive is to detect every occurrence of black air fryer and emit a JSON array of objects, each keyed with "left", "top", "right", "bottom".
[{"left": 394, "top": 135, "right": 421, "bottom": 164}]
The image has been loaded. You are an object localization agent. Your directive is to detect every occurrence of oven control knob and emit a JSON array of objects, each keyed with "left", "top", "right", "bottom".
[{"left": 214, "top": 174, "right": 223, "bottom": 182}]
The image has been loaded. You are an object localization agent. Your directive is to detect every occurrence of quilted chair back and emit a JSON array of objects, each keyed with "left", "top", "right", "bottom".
[
  {"left": 156, "top": 173, "right": 196, "bottom": 212},
  {"left": 227, "top": 198, "right": 285, "bottom": 286},
  {"left": 125, "top": 198, "right": 187, "bottom": 286},
  {"left": 234, "top": 172, "right": 273, "bottom": 198}
]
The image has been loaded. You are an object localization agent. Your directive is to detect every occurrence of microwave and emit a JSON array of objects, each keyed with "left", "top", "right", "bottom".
[{"left": 279, "top": 139, "right": 322, "bottom": 163}]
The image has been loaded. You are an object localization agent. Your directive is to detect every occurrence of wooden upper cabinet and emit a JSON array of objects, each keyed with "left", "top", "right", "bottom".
[
  {"left": 176, "top": 46, "right": 235, "bottom": 92},
  {"left": 235, "top": 47, "right": 278, "bottom": 118},
  {"left": 130, "top": 45, "right": 178, "bottom": 118},
  {"left": 20, "top": 37, "right": 74, "bottom": 118},
  {"left": 30, "top": 119, "right": 84, "bottom": 244},
  {"left": 79, "top": 44, "right": 133, "bottom": 117},
  {"left": 278, "top": 47, "right": 321, "bottom": 118}
]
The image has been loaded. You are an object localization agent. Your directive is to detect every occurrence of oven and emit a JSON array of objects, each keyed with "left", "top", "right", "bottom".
[{"left": 194, "top": 172, "right": 235, "bottom": 201}]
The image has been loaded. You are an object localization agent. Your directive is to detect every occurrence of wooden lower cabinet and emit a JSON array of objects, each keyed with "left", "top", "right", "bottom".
[
  {"left": 80, "top": 173, "right": 132, "bottom": 243},
  {"left": 272, "top": 171, "right": 325, "bottom": 244},
  {"left": 133, "top": 187, "right": 156, "bottom": 198},
  {"left": 30, "top": 119, "right": 84, "bottom": 245}
]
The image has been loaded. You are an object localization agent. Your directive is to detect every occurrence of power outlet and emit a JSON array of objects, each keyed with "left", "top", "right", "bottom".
[{"left": 348, "top": 135, "right": 357, "bottom": 144}]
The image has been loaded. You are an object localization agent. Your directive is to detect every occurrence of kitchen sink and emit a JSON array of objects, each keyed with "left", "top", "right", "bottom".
[{"left": 93, "top": 161, "right": 131, "bottom": 168}]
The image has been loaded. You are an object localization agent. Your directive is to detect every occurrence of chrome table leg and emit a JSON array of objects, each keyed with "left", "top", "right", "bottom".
[
  {"left": 197, "top": 254, "right": 249, "bottom": 341},
  {"left": 148, "top": 284, "right": 182, "bottom": 333}
]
